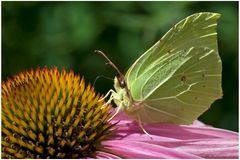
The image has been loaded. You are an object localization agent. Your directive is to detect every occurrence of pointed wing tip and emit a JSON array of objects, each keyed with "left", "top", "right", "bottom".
[
  {"left": 192, "top": 12, "right": 221, "bottom": 20},
  {"left": 212, "top": 12, "right": 221, "bottom": 19}
]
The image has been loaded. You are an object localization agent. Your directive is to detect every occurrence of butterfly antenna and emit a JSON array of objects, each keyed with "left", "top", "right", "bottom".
[
  {"left": 94, "top": 50, "right": 123, "bottom": 76},
  {"left": 93, "top": 75, "right": 113, "bottom": 87}
]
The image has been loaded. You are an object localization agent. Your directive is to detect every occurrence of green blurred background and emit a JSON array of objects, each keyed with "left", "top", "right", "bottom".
[{"left": 2, "top": 1, "right": 238, "bottom": 131}]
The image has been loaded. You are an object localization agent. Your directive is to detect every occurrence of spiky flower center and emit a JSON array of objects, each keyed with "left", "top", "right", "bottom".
[{"left": 2, "top": 67, "right": 112, "bottom": 158}]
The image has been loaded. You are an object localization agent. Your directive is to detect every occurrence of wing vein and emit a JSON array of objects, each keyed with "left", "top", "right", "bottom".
[{"left": 144, "top": 103, "right": 189, "bottom": 123}]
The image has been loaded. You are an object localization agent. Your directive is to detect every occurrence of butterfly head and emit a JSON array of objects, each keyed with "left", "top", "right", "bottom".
[
  {"left": 114, "top": 75, "right": 133, "bottom": 103},
  {"left": 117, "top": 75, "right": 127, "bottom": 89}
]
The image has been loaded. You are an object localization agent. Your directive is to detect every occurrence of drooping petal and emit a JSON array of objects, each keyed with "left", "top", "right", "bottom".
[
  {"left": 102, "top": 139, "right": 201, "bottom": 158},
  {"left": 103, "top": 112, "right": 239, "bottom": 159},
  {"left": 94, "top": 151, "right": 121, "bottom": 159}
]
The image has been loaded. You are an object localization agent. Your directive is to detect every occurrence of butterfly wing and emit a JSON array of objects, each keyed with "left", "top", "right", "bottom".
[{"left": 125, "top": 12, "right": 222, "bottom": 124}]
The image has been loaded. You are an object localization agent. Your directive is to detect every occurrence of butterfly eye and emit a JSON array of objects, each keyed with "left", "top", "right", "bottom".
[
  {"left": 117, "top": 76, "right": 127, "bottom": 88},
  {"left": 120, "top": 80, "right": 126, "bottom": 87}
]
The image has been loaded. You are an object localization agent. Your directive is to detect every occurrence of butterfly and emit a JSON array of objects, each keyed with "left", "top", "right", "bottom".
[{"left": 96, "top": 12, "right": 222, "bottom": 135}]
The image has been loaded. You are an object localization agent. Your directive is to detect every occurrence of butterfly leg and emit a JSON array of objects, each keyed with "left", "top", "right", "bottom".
[
  {"left": 137, "top": 114, "right": 152, "bottom": 138},
  {"left": 98, "top": 89, "right": 117, "bottom": 102},
  {"left": 100, "top": 89, "right": 120, "bottom": 109},
  {"left": 107, "top": 101, "right": 123, "bottom": 122},
  {"left": 100, "top": 96, "right": 114, "bottom": 111}
]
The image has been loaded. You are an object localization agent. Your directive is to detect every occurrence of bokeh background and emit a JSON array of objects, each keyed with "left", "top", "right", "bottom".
[{"left": 2, "top": 1, "right": 238, "bottom": 131}]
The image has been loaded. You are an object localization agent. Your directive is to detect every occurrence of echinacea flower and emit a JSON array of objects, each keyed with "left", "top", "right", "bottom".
[
  {"left": 2, "top": 67, "right": 113, "bottom": 158},
  {"left": 2, "top": 67, "right": 238, "bottom": 159}
]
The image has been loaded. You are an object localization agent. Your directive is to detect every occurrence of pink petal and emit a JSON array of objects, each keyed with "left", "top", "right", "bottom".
[
  {"left": 102, "top": 140, "right": 201, "bottom": 158},
  {"left": 111, "top": 112, "right": 237, "bottom": 140},
  {"left": 104, "top": 112, "right": 239, "bottom": 159},
  {"left": 94, "top": 151, "right": 121, "bottom": 159}
]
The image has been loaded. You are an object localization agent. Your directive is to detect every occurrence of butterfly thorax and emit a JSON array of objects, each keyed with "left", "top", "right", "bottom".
[{"left": 113, "top": 76, "right": 134, "bottom": 111}]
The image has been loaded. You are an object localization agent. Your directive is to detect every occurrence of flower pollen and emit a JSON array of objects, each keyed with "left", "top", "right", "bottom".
[{"left": 2, "top": 67, "right": 113, "bottom": 158}]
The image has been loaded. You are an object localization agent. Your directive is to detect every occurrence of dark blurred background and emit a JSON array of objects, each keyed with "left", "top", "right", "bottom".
[{"left": 2, "top": 2, "right": 238, "bottom": 131}]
